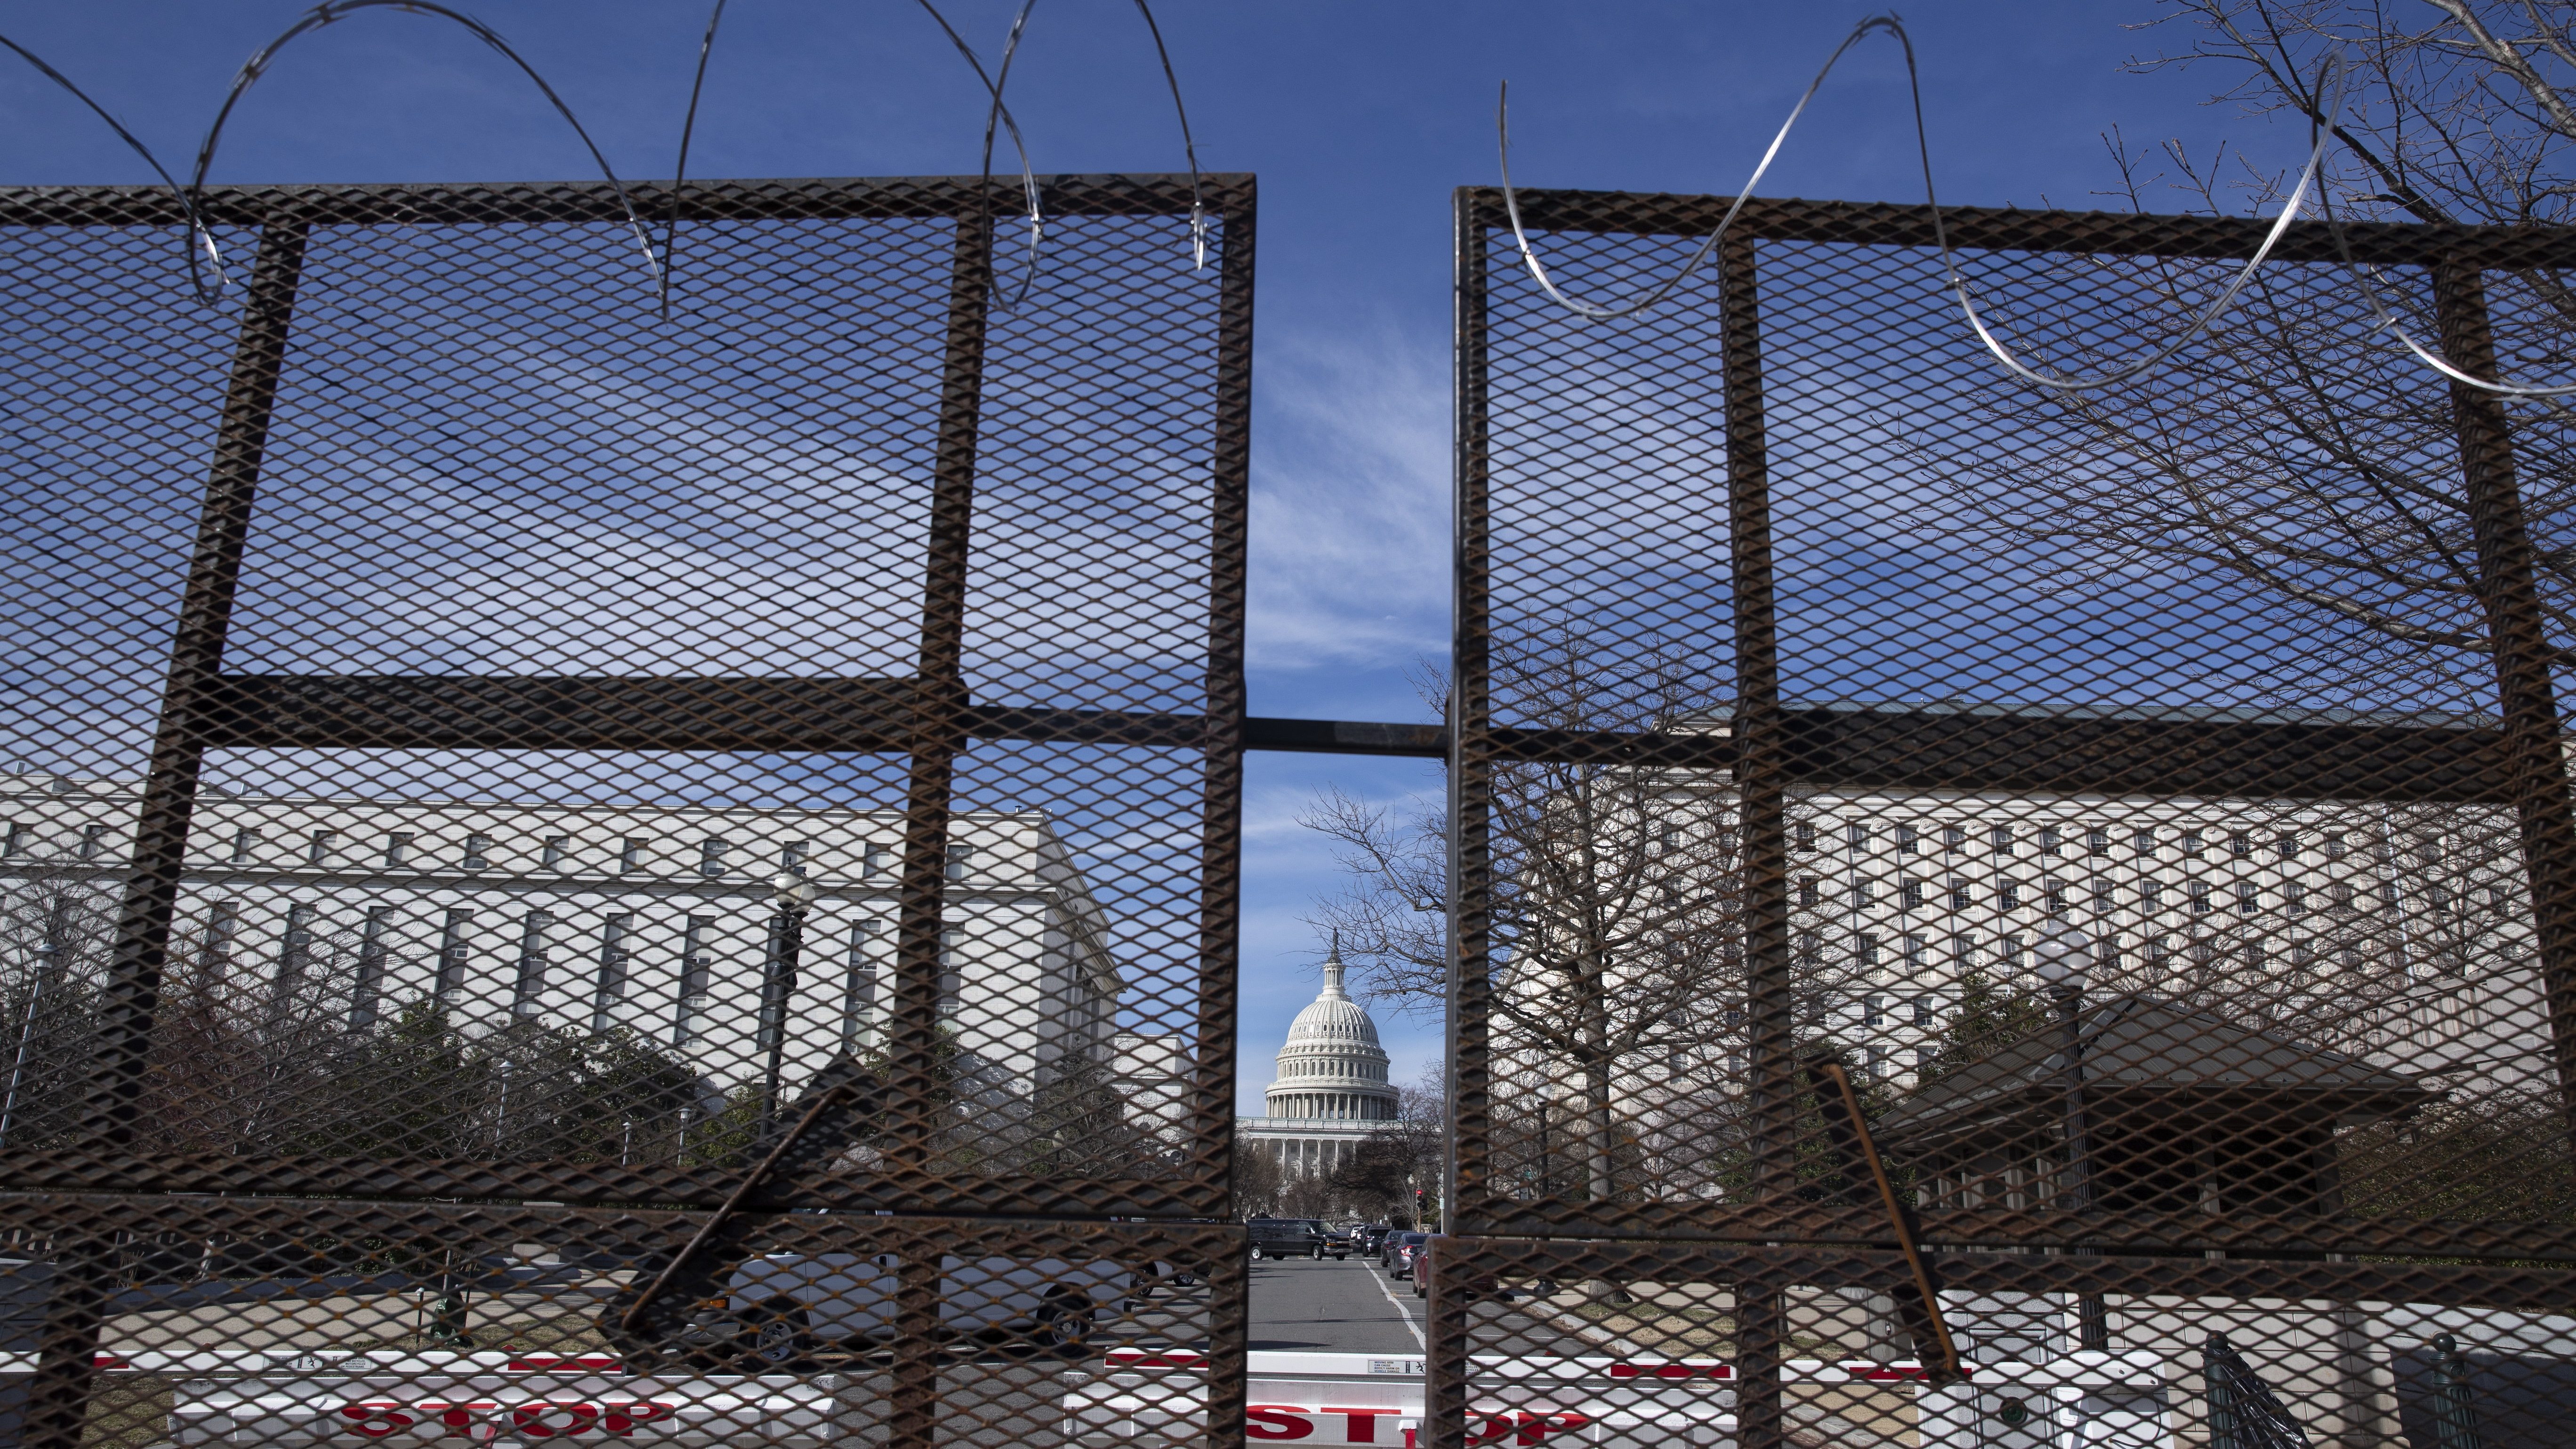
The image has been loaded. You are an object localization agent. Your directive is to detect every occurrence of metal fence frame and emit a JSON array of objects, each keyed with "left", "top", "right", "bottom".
[
  {"left": 0, "top": 172, "right": 1270, "bottom": 1449},
  {"left": 1437, "top": 185, "right": 2576, "bottom": 1448}
]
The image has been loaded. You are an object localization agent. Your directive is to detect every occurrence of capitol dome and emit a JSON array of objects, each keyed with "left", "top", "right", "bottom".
[{"left": 1264, "top": 937, "right": 1397, "bottom": 1122}]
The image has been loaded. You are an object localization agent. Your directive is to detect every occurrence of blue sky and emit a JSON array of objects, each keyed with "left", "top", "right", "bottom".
[{"left": 0, "top": 0, "right": 2294, "bottom": 1111}]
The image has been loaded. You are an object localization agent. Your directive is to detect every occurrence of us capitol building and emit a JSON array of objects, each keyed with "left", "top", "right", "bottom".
[{"left": 1234, "top": 938, "right": 1400, "bottom": 1174}]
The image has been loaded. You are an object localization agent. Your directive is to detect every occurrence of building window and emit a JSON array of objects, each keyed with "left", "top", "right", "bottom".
[
  {"left": 1914, "top": 1046, "right": 1937, "bottom": 1070},
  {"left": 1990, "top": 825, "right": 2012, "bottom": 855},
  {"left": 1854, "top": 879, "right": 1875, "bottom": 908},
  {"left": 937, "top": 928, "right": 960, "bottom": 1015},
  {"left": 1796, "top": 932, "right": 1821, "bottom": 966},
  {"left": 2039, "top": 826, "right": 2061, "bottom": 857},
  {"left": 1864, "top": 995, "right": 1885, "bottom": 1027},
  {"left": 1798, "top": 877, "right": 1819, "bottom": 909},
  {"left": 842, "top": 920, "right": 879, "bottom": 1050},
  {"left": 1897, "top": 823, "right": 1919, "bottom": 855},
  {"left": 2046, "top": 881, "right": 2068, "bottom": 913},
  {"left": 1844, "top": 821, "right": 1870, "bottom": 850},
  {"left": 385, "top": 832, "right": 412, "bottom": 868},
  {"left": 1943, "top": 824, "right": 1965, "bottom": 855},
  {"left": 676, "top": 916, "right": 714, "bottom": 1044},
  {"left": 0, "top": 822, "right": 24, "bottom": 857},
  {"left": 277, "top": 903, "right": 315, "bottom": 1004},
  {"left": 2086, "top": 827, "right": 2109, "bottom": 858},
  {"left": 230, "top": 827, "right": 259, "bottom": 864},
  {"left": 2288, "top": 881, "right": 2309, "bottom": 915},
  {"left": 2331, "top": 881, "right": 2356, "bottom": 913},
  {"left": 80, "top": 824, "right": 110, "bottom": 861},
  {"left": 1900, "top": 879, "right": 1924, "bottom": 910},
  {"left": 2133, "top": 828, "right": 2155, "bottom": 856},
  {"left": 592, "top": 914, "right": 632, "bottom": 1032},
  {"left": 462, "top": 834, "right": 492, "bottom": 870},
  {"left": 781, "top": 840, "right": 808, "bottom": 877},
  {"left": 2181, "top": 829, "right": 2205, "bottom": 858},
  {"left": 2325, "top": 832, "right": 2349, "bottom": 860},
  {"left": 2418, "top": 837, "right": 2446, "bottom": 865},
  {"left": 697, "top": 839, "right": 729, "bottom": 877},
  {"left": 513, "top": 910, "right": 552, "bottom": 1016},
  {"left": 2188, "top": 881, "right": 2212, "bottom": 914},
  {"left": 351, "top": 906, "right": 391, "bottom": 1031},
  {"left": 2229, "top": 830, "right": 2252, "bottom": 859},
  {"left": 2236, "top": 881, "right": 2259, "bottom": 914},
  {"left": 1949, "top": 882, "right": 1971, "bottom": 911},
  {"left": 541, "top": 835, "right": 570, "bottom": 869},
  {"left": 1999, "top": 882, "right": 2022, "bottom": 910},
  {"left": 947, "top": 846, "right": 975, "bottom": 882},
  {"left": 1912, "top": 996, "right": 1935, "bottom": 1028},
  {"left": 864, "top": 842, "right": 890, "bottom": 877},
  {"left": 1952, "top": 933, "right": 1976, "bottom": 966},
  {"left": 202, "top": 900, "right": 239, "bottom": 969},
  {"left": 2092, "top": 883, "right": 2117, "bottom": 913},
  {"left": 620, "top": 837, "right": 646, "bottom": 873},
  {"left": 2277, "top": 831, "right": 2299, "bottom": 860},
  {"left": 1904, "top": 934, "right": 1927, "bottom": 968},
  {"left": 305, "top": 829, "right": 334, "bottom": 867},
  {"left": 1859, "top": 934, "right": 1882, "bottom": 969},
  {"left": 2142, "top": 881, "right": 2164, "bottom": 910},
  {"left": 2002, "top": 934, "right": 2026, "bottom": 971},
  {"left": 1795, "top": 821, "right": 1816, "bottom": 852},
  {"left": 436, "top": 908, "right": 474, "bottom": 1005}
]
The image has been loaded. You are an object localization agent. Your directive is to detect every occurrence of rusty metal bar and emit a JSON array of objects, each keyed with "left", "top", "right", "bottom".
[
  {"left": 1461, "top": 185, "right": 2576, "bottom": 267},
  {"left": 1431, "top": 183, "right": 1496, "bottom": 1449},
  {"left": 1720, "top": 226, "right": 1797, "bottom": 1449},
  {"left": 1197, "top": 179, "right": 1258, "bottom": 1442},
  {"left": 2434, "top": 257, "right": 2576, "bottom": 1124},
  {"left": 885, "top": 205, "right": 994, "bottom": 1449},
  {"left": 27, "top": 219, "right": 308, "bottom": 1449}
]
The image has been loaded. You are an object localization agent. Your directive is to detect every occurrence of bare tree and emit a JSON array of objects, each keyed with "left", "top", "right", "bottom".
[
  {"left": 1898, "top": 2, "right": 2576, "bottom": 707},
  {"left": 1304, "top": 635, "right": 1752, "bottom": 1208}
]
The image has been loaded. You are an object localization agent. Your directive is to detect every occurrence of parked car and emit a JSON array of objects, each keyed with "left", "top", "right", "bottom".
[
  {"left": 720, "top": 1251, "right": 1136, "bottom": 1360},
  {"left": 1352, "top": 1224, "right": 1392, "bottom": 1258},
  {"left": 1410, "top": 1234, "right": 1449, "bottom": 1297},
  {"left": 1319, "top": 1226, "right": 1354, "bottom": 1260},
  {"left": 1383, "top": 1232, "right": 1429, "bottom": 1280},
  {"left": 1245, "top": 1217, "right": 1325, "bottom": 1260}
]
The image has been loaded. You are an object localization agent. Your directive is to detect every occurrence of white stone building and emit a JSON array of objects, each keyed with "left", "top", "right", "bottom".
[
  {"left": 1236, "top": 941, "right": 1399, "bottom": 1173},
  {"left": 0, "top": 773, "right": 1127, "bottom": 1108}
]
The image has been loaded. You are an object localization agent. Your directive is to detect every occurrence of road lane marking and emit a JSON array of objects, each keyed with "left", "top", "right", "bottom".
[{"left": 1366, "top": 1261, "right": 1426, "bottom": 1349}]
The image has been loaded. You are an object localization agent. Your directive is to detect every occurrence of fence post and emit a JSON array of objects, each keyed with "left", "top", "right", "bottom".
[
  {"left": 1433, "top": 180, "right": 1495, "bottom": 1449},
  {"left": 2431, "top": 257, "right": 2576, "bottom": 1122},
  {"left": 883, "top": 195, "right": 996, "bottom": 1449},
  {"left": 23, "top": 216, "right": 308, "bottom": 1449}
]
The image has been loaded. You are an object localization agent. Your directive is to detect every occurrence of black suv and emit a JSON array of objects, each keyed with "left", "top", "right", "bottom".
[{"left": 1245, "top": 1216, "right": 1325, "bottom": 1259}]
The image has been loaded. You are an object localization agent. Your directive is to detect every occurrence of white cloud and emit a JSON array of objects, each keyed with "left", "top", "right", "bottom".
[{"left": 1247, "top": 327, "right": 1451, "bottom": 673}]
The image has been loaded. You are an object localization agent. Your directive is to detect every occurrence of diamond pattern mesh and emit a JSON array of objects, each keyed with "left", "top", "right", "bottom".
[
  {"left": 1442, "top": 187, "right": 2576, "bottom": 1447},
  {"left": 0, "top": 174, "right": 1250, "bottom": 1449}
]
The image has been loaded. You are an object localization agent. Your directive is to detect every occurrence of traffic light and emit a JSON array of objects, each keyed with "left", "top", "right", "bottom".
[{"left": 1415, "top": 1187, "right": 1426, "bottom": 1224}]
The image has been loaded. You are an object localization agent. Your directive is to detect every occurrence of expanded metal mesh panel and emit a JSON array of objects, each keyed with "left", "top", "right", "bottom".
[
  {"left": 1447, "top": 188, "right": 2576, "bottom": 1446},
  {"left": 0, "top": 174, "right": 1250, "bottom": 1449}
]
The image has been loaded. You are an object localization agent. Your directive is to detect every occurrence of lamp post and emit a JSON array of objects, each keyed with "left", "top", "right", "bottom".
[
  {"left": 759, "top": 871, "right": 819, "bottom": 1132},
  {"left": 2034, "top": 918, "right": 2109, "bottom": 1351},
  {"left": 1537, "top": 1080, "right": 1556, "bottom": 1198}
]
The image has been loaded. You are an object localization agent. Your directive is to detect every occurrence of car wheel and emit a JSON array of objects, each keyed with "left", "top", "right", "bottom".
[
  {"left": 1034, "top": 1293, "right": 1095, "bottom": 1351},
  {"left": 743, "top": 1296, "right": 815, "bottom": 1367}
]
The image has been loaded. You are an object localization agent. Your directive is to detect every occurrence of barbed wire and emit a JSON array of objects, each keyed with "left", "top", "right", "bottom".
[
  {"left": 2, "top": 0, "right": 1211, "bottom": 313},
  {"left": 1498, "top": 14, "right": 2576, "bottom": 399}
]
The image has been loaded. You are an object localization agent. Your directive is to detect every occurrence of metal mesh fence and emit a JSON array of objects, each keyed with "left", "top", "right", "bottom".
[
  {"left": 1441, "top": 188, "right": 2576, "bottom": 1446},
  {"left": 0, "top": 174, "right": 1250, "bottom": 1449}
]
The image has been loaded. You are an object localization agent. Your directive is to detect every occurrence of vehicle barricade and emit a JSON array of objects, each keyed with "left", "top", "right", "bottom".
[
  {"left": 1061, "top": 1349, "right": 2174, "bottom": 1447},
  {"left": 0, "top": 1351, "right": 858, "bottom": 1448}
]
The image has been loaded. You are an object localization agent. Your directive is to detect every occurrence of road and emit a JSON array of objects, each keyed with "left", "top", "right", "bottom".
[{"left": 1248, "top": 1256, "right": 1425, "bottom": 1354}]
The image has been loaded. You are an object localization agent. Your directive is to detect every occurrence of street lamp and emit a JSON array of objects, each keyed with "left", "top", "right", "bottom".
[
  {"left": 1537, "top": 1080, "right": 1556, "bottom": 1199},
  {"left": 2034, "top": 918, "right": 2109, "bottom": 1351},
  {"left": 759, "top": 871, "right": 819, "bottom": 1131}
]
